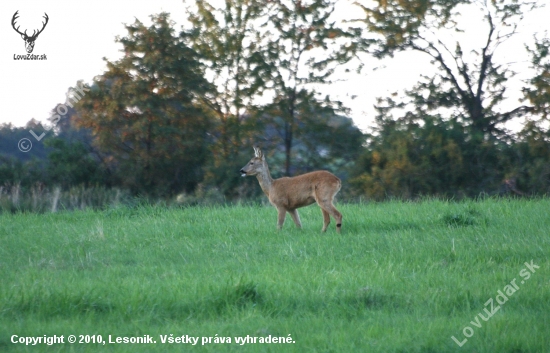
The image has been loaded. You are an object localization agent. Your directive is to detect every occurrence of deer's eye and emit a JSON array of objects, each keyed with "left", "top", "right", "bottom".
[{"left": 250, "top": 162, "right": 254, "bottom": 165}]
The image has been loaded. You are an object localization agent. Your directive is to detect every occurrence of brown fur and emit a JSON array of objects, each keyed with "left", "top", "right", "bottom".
[{"left": 240, "top": 147, "right": 343, "bottom": 233}]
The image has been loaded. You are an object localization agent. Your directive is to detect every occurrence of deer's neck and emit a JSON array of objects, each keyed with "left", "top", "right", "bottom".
[{"left": 256, "top": 164, "right": 274, "bottom": 197}]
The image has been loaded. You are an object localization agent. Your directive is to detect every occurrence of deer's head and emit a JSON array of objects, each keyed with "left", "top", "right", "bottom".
[
  {"left": 12, "top": 11, "right": 49, "bottom": 53},
  {"left": 240, "top": 147, "right": 266, "bottom": 177}
]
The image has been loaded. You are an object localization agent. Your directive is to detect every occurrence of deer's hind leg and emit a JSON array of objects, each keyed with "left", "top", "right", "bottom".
[
  {"left": 315, "top": 194, "right": 342, "bottom": 233},
  {"left": 288, "top": 209, "right": 302, "bottom": 229},
  {"left": 322, "top": 203, "right": 342, "bottom": 233},
  {"left": 315, "top": 183, "right": 343, "bottom": 233},
  {"left": 321, "top": 208, "right": 330, "bottom": 232}
]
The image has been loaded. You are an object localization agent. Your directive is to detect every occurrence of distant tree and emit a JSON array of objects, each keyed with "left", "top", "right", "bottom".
[
  {"left": 516, "top": 121, "right": 550, "bottom": 194},
  {"left": 511, "top": 36, "right": 550, "bottom": 194},
  {"left": 0, "top": 155, "right": 25, "bottom": 186},
  {"left": 352, "top": 111, "right": 458, "bottom": 199},
  {"left": 185, "top": 0, "right": 267, "bottom": 198},
  {"left": 355, "top": 0, "right": 539, "bottom": 138},
  {"left": 73, "top": 13, "right": 214, "bottom": 196},
  {"left": 258, "top": 0, "right": 360, "bottom": 175},
  {"left": 262, "top": 89, "right": 363, "bottom": 177},
  {"left": 57, "top": 96, "right": 120, "bottom": 180},
  {"left": 0, "top": 121, "right": 50, "bottom": 163},
  {"left": 523, "top": 37, "right": 550, "bottom": 120},
  {"left": 45, "top": 138, "right": 106, "bottom": 189},
  {"left": 0, "top": 122, "right": 51, "bottom": 189},
  {"left": 348, "top": 0, "right": 550, "bottom": 198},
  {"left": 186, "top": 0, "right": 264, "bottom": 158}
]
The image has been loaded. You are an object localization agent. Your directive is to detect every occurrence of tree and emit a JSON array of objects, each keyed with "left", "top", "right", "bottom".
[
  {"left": 185, "top": 0, "right": 267, "bottom": 198},
  {"left": 261, "top": 89, "right": 364, "bottom": 177},
  {"left": 258, "top": 0, "right": 360, "bottom": 175},
  {"left": 523, "top": 36, "right": 550, "bottom": 120},
  {"left": 45, "top": 138, "right": 106, "bottom": 189},
  {"left": 73, "top": 13, "right": 213, "bottom": 196},
  {"left": 351, "top": 111, "right": 473, "bottom": 199},
  {"left": 348, "top": 0, "right": 550, "bottom": 198},
  {"left": 47, "top": 100, "right": 116, "bottom": 187},
  {"left": 186, "top": 0, "right": 264, "bottom": 159},
  {"left": 513, "top": 120, "right": 550, "bottom": 194},
  {"left": 355, "top": 0, "right": 538, "bottom": 138},
  {"left": 0, "top": 121, "right": 50, "bottom": 163},
  {"left": 511, "top": 36, "right": 550, "bottom": 194}
]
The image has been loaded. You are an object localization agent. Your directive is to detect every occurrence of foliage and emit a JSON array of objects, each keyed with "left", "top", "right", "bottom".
[
  {"left": 512, "top": 120, "right": 550, "bottom": 194},
  {"left": 3, "top": 2, "right": 550, "bottom": 200},
  {"left": 523, "top": 36, "right": 550, "bottom": 119},
  {"left": 351, "top": 0, "right": 550, "bottom": 199},
  {"left": 185, "top": 0, "right": 267, "bottom": 198},
  {"left": 0, "top": 123, "right": 49, "bottom": 188},
  {"left": 257, "top": 0, "right": 360, "bottom": 175},
  {"left": 261, "top": 89, "right": 364, "bottom": 177},
  {"left": 355, "top": 0, "right": 538, "bottom": 137},
  {"left": 0, "top": 121, "right": 50, "bottom": 162},
  {"left": 183, "top": 0, "right": 363, "bottom": 197},
  {"left": 353, "top": 113, "right": 469, "bottom": 199},
  {"left": 73, "top": 13, "right": 214, "bottom": 196},
  {"left": 44, "top": 138, "right": 106, "bottom": 188},
  {"left": 187, "top": 0, "right": 264, "bottom": 158}
]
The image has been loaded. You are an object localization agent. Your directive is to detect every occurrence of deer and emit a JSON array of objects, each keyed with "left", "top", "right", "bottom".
[
  {"left": 240, "top": 147, "right": 343, "bottom": 233},
  {"left": 12, "top": 11, "right": 49, "bottom": 54}
]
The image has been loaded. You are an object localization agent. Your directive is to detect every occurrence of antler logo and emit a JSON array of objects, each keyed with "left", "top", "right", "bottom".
[{"left": 11, "top": 11, "right": 49, "bottom": 54}]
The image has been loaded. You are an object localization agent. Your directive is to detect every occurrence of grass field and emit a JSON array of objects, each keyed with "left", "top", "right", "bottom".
[{"left": 0, "top": 198, "right": 549, "bottom": 352}]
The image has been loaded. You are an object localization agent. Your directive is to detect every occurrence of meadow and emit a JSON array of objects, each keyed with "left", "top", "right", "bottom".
[{"left": 0, "top": 198, "right": 548, "bottom": 352}]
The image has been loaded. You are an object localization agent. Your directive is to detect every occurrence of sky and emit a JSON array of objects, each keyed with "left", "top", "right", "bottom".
[{"left": 1, "top": 0, "right": 548, "bottom": 133}]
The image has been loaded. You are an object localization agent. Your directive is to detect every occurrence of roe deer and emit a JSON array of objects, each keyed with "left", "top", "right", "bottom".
[{"left": 240, "top": 147, "right": 343, "bottom": 233}]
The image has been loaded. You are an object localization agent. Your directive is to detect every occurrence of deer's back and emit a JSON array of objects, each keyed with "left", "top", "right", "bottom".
[{"left": 269, "top": 171, "right": 341, "bottom": 209}]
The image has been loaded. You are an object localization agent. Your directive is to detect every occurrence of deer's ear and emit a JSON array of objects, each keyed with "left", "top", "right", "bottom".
[{"left": 254, "top": 147, "right": 263, "bottom": 160}]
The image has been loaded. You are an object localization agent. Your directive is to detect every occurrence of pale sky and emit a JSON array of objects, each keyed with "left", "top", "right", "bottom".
[{"left": 1, "top": 0, "right": 548, "bottom": 133}]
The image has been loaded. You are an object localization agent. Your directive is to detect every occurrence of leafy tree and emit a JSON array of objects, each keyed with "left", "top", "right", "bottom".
[
  {"left": 0, "top": 122, "right": 51, "bottom": 189},
  {"left": 262, "top": 89, "right": 363, "bottom": 177},
  {"left": 0, "top": 121, "right": 50, "bottom": 162},
  {"left": 45, "top": 138, "right": 106, "bottom": 189},
  {"left": 185, "top": 0, "right": 267, "bottom": 198},
  {"left": 523, "top": 37, "right": 550, "bottom": 119},
  {"left": 185, "top": 0, "right": 363, "bottom": 198},
  {"left": 355, "top": 0, "right": 538, "bottom": 138},
  {"left": 258, "top": 0, "right": 360, "bottom": 175},
  {"left": 73, "top": 13, "right": 214, "bottom": 196},
  {"left": 349, "top": 0, "right": 550, "bottom": 198},
  {"left": 510, "top": 120, "right": 550, "bottom": 194},
  {"left": 186, "top": 0, "right": 264, "bottom": 158},
  {"left": 512, "top": 36, "right": 550, "bottom": 194},
  {"left": 0, "top": 155, "right": 47, "bottom": 190},
  {"left": 351, "top": 112, "right": 471, "bottom": 199},
  {"left": 0, "top": 155, "right": 25, "bottom": 187}
]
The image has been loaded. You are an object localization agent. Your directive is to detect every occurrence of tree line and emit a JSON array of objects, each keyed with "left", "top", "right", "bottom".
[{"left": 1, "top": 0, "right": 549, "bottom": 202}]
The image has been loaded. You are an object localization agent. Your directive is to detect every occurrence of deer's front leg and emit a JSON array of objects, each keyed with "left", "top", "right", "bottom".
[{"left": 276, "top": 207, "right": 286, "bottom": 230}]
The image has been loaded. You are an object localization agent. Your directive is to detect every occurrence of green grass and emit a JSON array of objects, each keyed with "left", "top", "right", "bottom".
[{"left": 0, "top": 198, "right": 549, "bottom": 352}]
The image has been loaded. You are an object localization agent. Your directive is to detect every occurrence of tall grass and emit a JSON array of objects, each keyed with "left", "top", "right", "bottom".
[
  {"left": 0, "top": 185, "right": 131, "bottom": 214},
  {"left": 0, "top": 184, "right": 266, "bottom": 214},
  {"left": 0, "top": 199, "right": 548, "bottom": 352}
]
